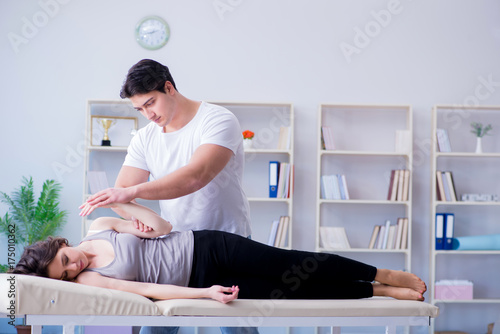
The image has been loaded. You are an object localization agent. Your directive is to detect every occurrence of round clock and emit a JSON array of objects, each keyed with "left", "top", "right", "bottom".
[{"left": 135, "top": 16, "right": 170, "bottom": 50}]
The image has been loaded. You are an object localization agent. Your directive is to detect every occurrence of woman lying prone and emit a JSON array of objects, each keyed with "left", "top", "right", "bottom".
[{"left": 12, "top": 202, "right": 426, "bottom": 303}]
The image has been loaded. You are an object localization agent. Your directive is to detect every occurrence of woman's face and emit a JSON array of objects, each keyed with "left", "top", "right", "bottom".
[{"left": 47, "top": 245, "right": 87, "bottom": 280}]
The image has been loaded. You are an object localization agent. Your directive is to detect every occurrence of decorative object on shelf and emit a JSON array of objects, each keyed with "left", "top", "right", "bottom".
[
  {"left": 242, "top": 130, "right": 254, "bottom": 149},
  {"left": 99, "top": 118, "right": 116, "bottom": 146},
  {"left": 470, "top": 122, "right": 492, "bottom": 153},
  {"left": 435, "top": 280, "right": 473, "bottom": 300},
  {"left": 461, "top": 193, "right": 499, "bottom": 202},
  {"left": 135, "top": 15, "right": 170, "bottom": 50},
  {"left": 452, "top": 233, "right": 500, "bottom": 250},
  {"left": 91, "top": 116, "right": 138, "bottom": 147}
]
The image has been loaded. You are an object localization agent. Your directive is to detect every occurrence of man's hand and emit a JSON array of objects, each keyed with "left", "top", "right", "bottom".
[
  {"left": 207, "top": 285, "right": 239, "bottom": 304},
  {"left": 80, "top": 187, "right": 136, "bottom": 215}
]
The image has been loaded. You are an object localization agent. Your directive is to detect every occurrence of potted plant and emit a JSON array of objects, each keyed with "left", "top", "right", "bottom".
[
  {"left": 0, "top": 176, "right": 68, "bottom": 334},
  {"left": 242, "top": 130, "right": 255, "bottom": 149},
  {"left": 470, "top": 122, "right": 493, "bottom": 153}
]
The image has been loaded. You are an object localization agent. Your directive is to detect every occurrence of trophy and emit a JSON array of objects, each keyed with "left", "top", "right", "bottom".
[{"left": 100, "top": 118, "right": 117, "bottom": 146}]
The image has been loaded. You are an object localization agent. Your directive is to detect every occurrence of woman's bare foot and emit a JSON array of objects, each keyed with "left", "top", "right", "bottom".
[
  {"left": 373, "top": 283, "right": 424, "bottom": 301},
  {"left": 374, "top": 269, "right": 427, "bottom": 294}
]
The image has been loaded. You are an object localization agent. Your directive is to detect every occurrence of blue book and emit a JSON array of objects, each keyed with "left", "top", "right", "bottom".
[
  {"left": 435, "top": 213, "right": 445, "bottom": 250},
  {"left": 444, "top": 213, "right": 455, "bottom": 250},
  {"left": 269, "top": 161, "right": 280, "bottom": 198}
]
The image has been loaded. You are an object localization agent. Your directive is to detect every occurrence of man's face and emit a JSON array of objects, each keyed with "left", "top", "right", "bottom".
[{"left": 130, "top": 85, "right": 175, "bottom": 129}]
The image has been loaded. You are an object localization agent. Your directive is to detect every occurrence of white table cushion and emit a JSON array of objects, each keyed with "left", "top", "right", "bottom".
[{"left": 1, "top": 274, "right": 439, "bottom": 318}]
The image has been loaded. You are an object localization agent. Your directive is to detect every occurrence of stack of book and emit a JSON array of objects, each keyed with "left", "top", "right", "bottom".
[
  {"left": 436, "top": 128, "right": 452, "bottom": 152},
  {"left": 321, "top": 174, "right": 349, "bottom": 200},
  {"left": 436, "top": 171, "right": 457, "bottom": 202},
  {"left": 320, "top": 226, "right": 351, "bottom": 249},
  {"left": 321, "top": 126, "right": 335, "bottom": 150},
  {"left": 277, "top": 126, "right": 291, "bottom": 150},
  {"left": 368, "top": 218, "right": 408, "bottom": 250},
  {"left": 387, "top": 169, "right": 410, "bottom": 201},
  {"left": 269, "top": 161, "right": 294, "bottom": 198},
  {"left": 268, "top": 216, "right": 290, "bottom": 248}
]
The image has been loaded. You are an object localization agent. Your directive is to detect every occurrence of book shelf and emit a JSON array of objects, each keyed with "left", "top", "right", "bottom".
[
  {"left": 211, "top": 102, "right": 294, "bottom": 249},
  {"left": 429, "top": 105, "right": 500, "bottom": 334},
  {"left": 83, "top": 100, "right": 294, "bottom": 249},
  {"left": 82, "top": 100, "right": 159, "bottom": 237},
  {"left": 316, "top": 104, "right": 413, "bottom": 273}
]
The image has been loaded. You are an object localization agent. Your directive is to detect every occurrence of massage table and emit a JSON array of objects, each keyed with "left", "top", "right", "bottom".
[{"left": 1, "top": 274, "right": 439, "bottom": 334}]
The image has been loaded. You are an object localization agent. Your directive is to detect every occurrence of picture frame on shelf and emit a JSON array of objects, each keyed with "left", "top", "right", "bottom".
[{"left": 90, "top": 115, "right": 138, "bottom": 147}]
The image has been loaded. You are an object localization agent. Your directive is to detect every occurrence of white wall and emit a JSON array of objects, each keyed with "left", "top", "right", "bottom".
[{"left": 1, "top": 0, "right": 500, "bottom": 332}]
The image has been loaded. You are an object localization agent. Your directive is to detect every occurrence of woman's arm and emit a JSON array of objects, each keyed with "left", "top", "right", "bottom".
[
  {"left": 84, "top": 202, "right": 172, "bottom": 238},
  {"left": 76, "top": 271, "right": 238, "bottom": 303}
]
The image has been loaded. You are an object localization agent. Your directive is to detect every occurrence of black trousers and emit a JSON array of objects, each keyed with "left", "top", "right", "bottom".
[{"left": 188, "top": 230, "right": 376, "bottom": 299}]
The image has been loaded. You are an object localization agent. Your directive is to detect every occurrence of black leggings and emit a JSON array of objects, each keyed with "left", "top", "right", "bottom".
[{"left": 188, "top": 230, "right": 377, "bottom": 299}]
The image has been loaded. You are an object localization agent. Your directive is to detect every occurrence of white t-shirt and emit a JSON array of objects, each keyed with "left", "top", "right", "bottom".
[{"left": 123, "top": 102, "right": 251, "bottom": 237}]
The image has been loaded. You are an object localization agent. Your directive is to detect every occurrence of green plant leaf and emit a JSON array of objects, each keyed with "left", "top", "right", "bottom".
[{"left": 0, "top": 177, "right": 68, "bottom": 247}]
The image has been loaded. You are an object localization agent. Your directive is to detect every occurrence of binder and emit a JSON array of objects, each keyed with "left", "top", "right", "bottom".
[
  {"left": 269, "top": 161, "right": 280, "bottom": 198},
  {"left": 444, "top": 213, "right": 455, "bottom": 250},
  {"left": 435, "top": 213, "right": 445, "bottom": 250}
]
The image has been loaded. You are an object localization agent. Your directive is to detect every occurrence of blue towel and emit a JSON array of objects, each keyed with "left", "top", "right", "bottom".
[{"left": 452, "top": 234, "right": 500, "bottom": 250}]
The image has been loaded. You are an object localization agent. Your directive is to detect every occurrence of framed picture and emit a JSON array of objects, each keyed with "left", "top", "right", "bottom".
[{"left": 90, "top": 115, "right": 138, "bottom": 147}]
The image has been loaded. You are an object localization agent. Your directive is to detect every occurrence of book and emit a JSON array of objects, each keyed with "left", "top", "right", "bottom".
[
  {"left": 376, "top": 225, "right": 386, "bottom": 249},
  {"left": 267, "top": 220, "right": 280, "bottom": 246},
  {"left": 436, "top": 171, "right": 446, "bottom": 201},
  {"left": 401, "top": 170, "right": 410, "bottom": 201},
  {"left": 387, "top": 170, "right": 396, "bottom": 200},
  {"left": 436, "top": 128, "right": 452, "bottom": 152},
  {"left": 381, "top": 220, "right": 391, "bottom": 249},
  {"left": 321, "top": 126, "right": 335, "bottom": 150},
  {"left": 278, "top": 216, "right": 290, "bottom": 248},
  {"left": 435, "top": 213, "right": 445, "bottom": 250},
  {"left": 321, "top": 174, "right": 342, "bottom": 200},
  {"left": 396, "top": 169, "right": 405, "bottom": 201},
  {"left": 87, "top": 171, "right": 109, "bottom": 194},
  {"left": 441, "top": 172, "right": 452, "bottom": 201},
  {"left": 320, "top": 227, "right": 351, "bottom": 249},
  {"left": 400, "top": 218, "right": 409, "bottom": 249},
  {"left": 340, "top": 174, "right": 350, "bottom": 200},
  {"left": 277, "top": 126, "right": 291, "bottom": 150},
  {"left": 368, "top": 225, "right": 381, "bottom": 249},
  {"left": 444, "top": 213, "right": 455, "bottom": 250},
  {"left": 288, "top": 164, "right": 295, "bottom": 198},
  {"left": 274, "top": 216, "right": 286, "bottom": 247},
  {"left": 277, "top": 163, "right": 291, "bottom": 198},
  {"left": 389, "top": 170, "right": 400, "bottom": 201},
  {"left": 269, "top": 161, "right": 280, "bottom": 198},
  {"left": 387, "top": 224, "right": 397, "bottom": 249},
  {"left": 394, "top": 218, "right": 404, "bottom": 250},
  {"left": 395, "top": 130, "right": 411, "bottom": 153},
  {"left": 444, "top": 171, "right": 457, "bottom": 202}
]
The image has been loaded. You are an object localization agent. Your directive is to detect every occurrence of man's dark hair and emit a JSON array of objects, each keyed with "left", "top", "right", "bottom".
[
  {"left": 120, "top": 59, "right": 177, "bottom": 98},
  {"left": 10, "top": 237, "right": 69, "bottom": 278}
]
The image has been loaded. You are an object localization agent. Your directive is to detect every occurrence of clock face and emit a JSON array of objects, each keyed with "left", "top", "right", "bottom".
[{"left": 135, "top": 16, "right": 170, "bottom": 50}]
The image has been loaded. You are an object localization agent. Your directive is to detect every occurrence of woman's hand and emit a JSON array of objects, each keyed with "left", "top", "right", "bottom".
[
  {"left": 131, "top": 216, "right": 154, "bottom": 233},
  {"left": 207, "top": 285, "right": 239, "bottom": 303}
]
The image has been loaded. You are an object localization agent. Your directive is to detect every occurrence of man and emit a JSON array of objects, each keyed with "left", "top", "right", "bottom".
[{"left": 82, "top": 59, "right": 256, "bottom": 334}]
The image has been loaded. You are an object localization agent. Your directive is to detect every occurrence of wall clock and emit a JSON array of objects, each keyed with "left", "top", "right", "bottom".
[{"left": 135, "top": 16, "right": 170, "bottom": 50}]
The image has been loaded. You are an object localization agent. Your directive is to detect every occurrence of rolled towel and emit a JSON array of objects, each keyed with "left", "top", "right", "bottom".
[{"left": 452, "top": 234, "right": 500, "bottom": 250}]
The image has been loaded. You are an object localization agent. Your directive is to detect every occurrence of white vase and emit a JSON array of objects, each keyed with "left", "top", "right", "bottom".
[
  {"left": 243, "top": 139, "right": 253, "bottom": 149},
  {"left": 475, "top": 137, "right": 482, "bottom": 153}
]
